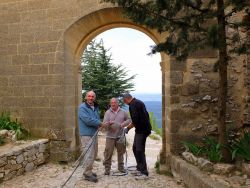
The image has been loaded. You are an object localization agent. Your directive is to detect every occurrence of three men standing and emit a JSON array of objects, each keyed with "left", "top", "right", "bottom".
[{"left": 78, "top": 91, "right": 151, "bottom": 182}]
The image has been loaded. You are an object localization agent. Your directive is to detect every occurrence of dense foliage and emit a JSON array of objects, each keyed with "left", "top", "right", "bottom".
[
  {"left": 81, "top": 39, "right": 136, "bottom": 116},
  {"left": 0, "top": 112, "right": 29, "bottom": 140},
  {"left": 231, "top": 131, "right": 250, "bottom": 161},
  {"left": 182, "top": 137, "right": 222, "bottom": 162}
]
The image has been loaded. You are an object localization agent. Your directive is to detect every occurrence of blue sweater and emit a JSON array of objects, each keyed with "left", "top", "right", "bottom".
[{"left": 78, "top": 102, "right": 101, "bottom": 136}]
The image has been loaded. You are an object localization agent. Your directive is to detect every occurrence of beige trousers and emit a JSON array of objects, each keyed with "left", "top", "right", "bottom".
[
  {"left": 103, "top": 137, "right": 126, "bottom": 172},
  {"left": 80, "top": 136, "right": 98, "bottom": 176}
]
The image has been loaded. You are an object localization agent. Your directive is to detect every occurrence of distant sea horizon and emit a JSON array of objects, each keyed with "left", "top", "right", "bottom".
[{"left": 128, "top": 93, "right": 162, "bottom": 128}]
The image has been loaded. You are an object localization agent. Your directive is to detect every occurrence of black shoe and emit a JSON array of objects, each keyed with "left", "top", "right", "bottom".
[
  {"left": 104, "top": 171, "right": 110, "bottom": 175},
  {"left": 84, "top": 174, "right": 98, "bottom": 183}
]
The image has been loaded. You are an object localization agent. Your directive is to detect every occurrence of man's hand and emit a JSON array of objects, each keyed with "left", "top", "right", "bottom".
[
  {"left": 120, "top": 122, "right": 126, "bottom": 128},
  {"left": 124, "top": 127, "right": 129, "bottom": 134},
  {"left": 99, "top": 122, "right": 108, "bottom": 130}
]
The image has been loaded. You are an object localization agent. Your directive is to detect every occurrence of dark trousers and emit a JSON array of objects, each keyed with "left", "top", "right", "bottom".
[{"left": 133, "top": 133, "right": 148, "bottom": 176}]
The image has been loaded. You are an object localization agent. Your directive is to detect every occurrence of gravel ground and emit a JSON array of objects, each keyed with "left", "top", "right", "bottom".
[{"left": 0, "top": 130, "right": 184, "bottom": 188}]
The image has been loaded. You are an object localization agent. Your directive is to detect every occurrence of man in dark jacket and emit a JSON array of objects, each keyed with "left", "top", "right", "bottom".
[{"left": 123, "top": 93, "right": 152, "bottom": 179}]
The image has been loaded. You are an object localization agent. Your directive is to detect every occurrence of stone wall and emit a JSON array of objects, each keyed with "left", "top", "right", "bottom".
[
  {"left": 0, "top": 139, "right": 49, "bottom": 182},
  {"left": 164, "top": 9, "right": 249, "bottom": 155},
  {"left": 0, "top": 0, "right": 113, "bottom": 161}
]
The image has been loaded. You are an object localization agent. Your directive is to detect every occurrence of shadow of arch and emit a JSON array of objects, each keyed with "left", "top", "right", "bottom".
[{"left": 63, "top": 7, "right": 170, "bottom": 161}]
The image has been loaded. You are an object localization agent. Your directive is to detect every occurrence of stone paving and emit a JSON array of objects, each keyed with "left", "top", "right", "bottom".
[{"left": 0, "top": 130, "right": 184, "bottom": 188}]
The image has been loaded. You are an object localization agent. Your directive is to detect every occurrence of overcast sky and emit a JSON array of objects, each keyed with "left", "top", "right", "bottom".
[{"left": 95, "top": 28, "right": 161, "bottom": 94}]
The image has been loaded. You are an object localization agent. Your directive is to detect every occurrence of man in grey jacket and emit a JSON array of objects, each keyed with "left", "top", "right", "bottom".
[
  {"left": 78, "top": 90, "right": 105, "bottom": 183},
  {"left": 103, "top": 98, "right": 131, "bottom": 175}
]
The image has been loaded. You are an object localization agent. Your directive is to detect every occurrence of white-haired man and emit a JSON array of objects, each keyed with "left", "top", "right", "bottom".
[{"left": 103, "top": 97, "right": 131, "bottom": 175}]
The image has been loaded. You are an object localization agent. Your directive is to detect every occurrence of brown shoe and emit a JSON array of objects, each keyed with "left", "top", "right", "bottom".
[{"left": 119, "top": 169, "right": 127, "bottom": 173}]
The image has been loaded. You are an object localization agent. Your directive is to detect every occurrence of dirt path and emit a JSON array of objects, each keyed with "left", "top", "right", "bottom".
[{"left": 0, "top": 130, "right": 184, "bottom": 188}]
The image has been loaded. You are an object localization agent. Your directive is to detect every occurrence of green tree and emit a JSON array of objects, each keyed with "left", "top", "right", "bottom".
[
  {"left": 103, "top": 0, "right": 249, "bottom": 161},
  {"left": 81, "top": 39, "right": 136, "bottom": 116}
]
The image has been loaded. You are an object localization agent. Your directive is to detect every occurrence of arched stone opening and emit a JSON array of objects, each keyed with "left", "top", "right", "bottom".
[{"left": 62, "top": 7, "right": 170, "bottom": 162}]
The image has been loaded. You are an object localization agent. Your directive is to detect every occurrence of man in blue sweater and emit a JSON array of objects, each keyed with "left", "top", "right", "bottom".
[{"left": 78, "top": 90, "right": 105, "bottom": 183}]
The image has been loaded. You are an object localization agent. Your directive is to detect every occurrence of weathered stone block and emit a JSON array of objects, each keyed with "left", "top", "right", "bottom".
[
  {"left": 48, "top": 129, "right": 66, "bottom": 141},
  {"left": 0, "top": 157, "right": 7, "bottom": 167},
  {"left": 0, "top": 87, "right": 12, "bottom": 97},
  {"left": 18, "top": 43, "right": 39, "bottom": 54},
  {"left": 0, "top": 13, "right": 20, "bottom": 24},
  {"left": 169, "top": 120, "right": 182, "bottom": 133},
  {"left": 21, "top": 10, "right": 47, "bottom": 23},
  {"left": 27, "top": 0, "right": 50, "bottom": 10},
  {"left": 52, "top": 18, "right": 73, "bottom": 30},
  {"left": 7, "top": 44, "right": 17, "bottom": 55},
  {"left": 181, "top": 83, "right": 199, "bottom": 96},
  {"left": 0, "top": 77, "right": 8, "bottom": 87},
  {"left": 0, "top": 55, "right": 11, "bottom": 64},
  {"left": 170, "top": 85, "right": 179, "bottom": 95},
  {"left": 9, "top": 75, "right": 63, "bottom": 86},
  {"left": 12, "top": 55, "right": 29, "bottom": 65},
  {"left": 5, "top": 34, "right": 20, "bottom": 44},
  {"left": 47, "top": 7, "right": 77, "bottom": 19},
  {"left": 170, "top": 60, "right": 187, "bottom": 71},
  {"left": 30, "top": 53, "right": 55, "bottom": 64},
  {"left": 25, "top": 162, "right": 34, "bottom": 172},
  {"left": 213, "top": 163, "right": 235, "bottom": 175},
  {"left": 49, "top": 64, "right": 64, "bottom": 74},
  {"left": 170, "top": 96, "right": 180, "bottom": 104},
  {"left": 0, "top": 65, "right": 21, "bottom": 75},
  {"left": 171, "top": 108, "right": 196, "bottom": 121},
  {"left": 16, "top": 154, "right": 24, "bottom": 164},
  {"left": 43, "top": 85, "right": 63, "bottom": 96},
  {"left": 50, "top": 96, "right": 64, "bottom": 107},
  {"left": 8, "top": 23, "right": 21, "bottom": 35},
  {"left": 24, "top": 86, "right": 44, "bottom": 96},
  {"left": 22, "top": 64, "right": 48, "bottom": 75},
  {"left": 39, "top": 42, "right": 58, "bottom": 53},
  {"left": 170, "top": 71, "right": 183, "bottom": 84},
  {"left": 20, "top": 33, "right": 34, "bottom": 43}
]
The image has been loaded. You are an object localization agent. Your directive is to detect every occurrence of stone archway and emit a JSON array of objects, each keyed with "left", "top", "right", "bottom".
[
  {"left": 61, "top": 7, "right": 170, "bottom": 162},
  {"left": 58, "top": 8, "right": 172, "bottom": 162}
]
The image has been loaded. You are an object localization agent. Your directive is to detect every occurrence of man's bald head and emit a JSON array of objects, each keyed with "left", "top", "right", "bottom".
[{"left": 85, "top": 90, "right": 96, "bottom": 105}]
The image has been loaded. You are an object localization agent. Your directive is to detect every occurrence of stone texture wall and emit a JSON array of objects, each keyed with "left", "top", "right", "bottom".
[
  {"left": 0, "top": 0, "right": 111, "bottom": 161},
  {"left": 0, "top": 139, "right": 49, "bottom": 182},
  {"left": 165, "top": 12, "right": 249, "bottom": 154}
]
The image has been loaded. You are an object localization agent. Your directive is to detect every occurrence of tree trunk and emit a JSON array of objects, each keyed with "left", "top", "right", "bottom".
[{"left": 216, "top": 0, "right": 231, "bottom": 162}]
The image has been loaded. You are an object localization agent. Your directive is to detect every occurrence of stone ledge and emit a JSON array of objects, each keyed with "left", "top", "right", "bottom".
[
  {"left": 168, "top": 155, "right": 229, "bottom": 188},
  {"left": 0, "top": 139, "right": 49, "bottom": 182}
]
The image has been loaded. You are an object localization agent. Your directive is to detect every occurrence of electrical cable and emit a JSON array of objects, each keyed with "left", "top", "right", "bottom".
[{"left": 61, "top": 130, "right": 99, "bottom": 187}]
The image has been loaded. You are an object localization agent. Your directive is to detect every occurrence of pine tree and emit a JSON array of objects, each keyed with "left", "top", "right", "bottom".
[
  {"left": 103, "top": 0, "right": 250, "bottom": 161},
  {"left": 81, "top": 39, "right": 136, "bottom": 116}
]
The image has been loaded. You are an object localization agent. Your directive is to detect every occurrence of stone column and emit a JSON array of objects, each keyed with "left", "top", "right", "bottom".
[{"left": 160, "top": 61, "right": 167, "bottom": 164}]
